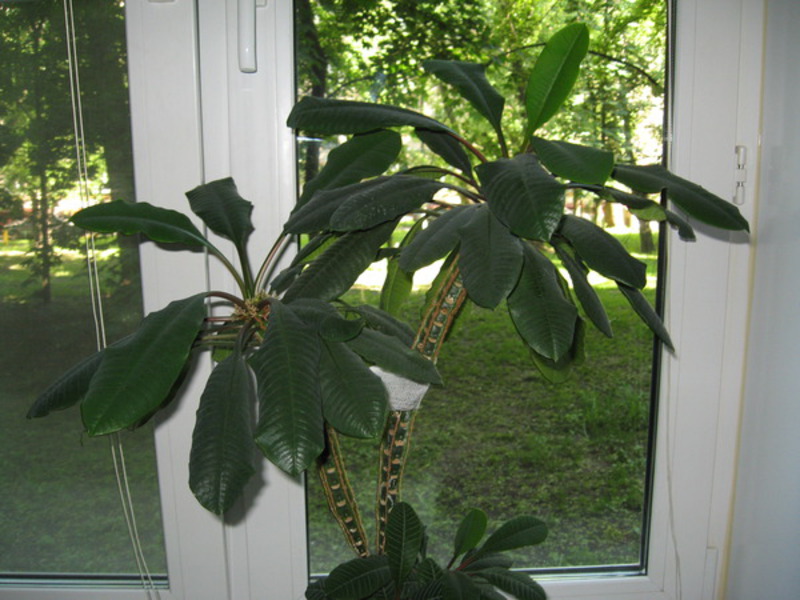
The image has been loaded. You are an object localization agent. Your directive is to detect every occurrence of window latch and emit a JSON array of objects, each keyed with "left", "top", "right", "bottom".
[
  {"left": 734, "top": 145, "right": 747, "bottom": 205},
  {"left": 239, "top": 0, "right": 268, "bottom": 73}
]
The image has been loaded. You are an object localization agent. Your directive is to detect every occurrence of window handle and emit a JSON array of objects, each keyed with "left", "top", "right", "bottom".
[{"left": 238, "top": 0, "right": 267, "bottom": 73}]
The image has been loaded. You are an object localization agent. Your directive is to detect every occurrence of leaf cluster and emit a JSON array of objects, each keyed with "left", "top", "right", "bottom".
[{"left": 308, "top": 503, "right": 547, "bottom": 600}]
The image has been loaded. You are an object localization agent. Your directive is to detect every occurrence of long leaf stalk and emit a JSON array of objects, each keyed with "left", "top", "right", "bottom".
[{"left": 254, "top": 232, "right": 290, "bottom": 292}]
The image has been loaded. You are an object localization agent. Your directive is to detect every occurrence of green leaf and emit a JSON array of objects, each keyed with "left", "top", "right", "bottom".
[
  {"left": 553, "top": 243, "right": 612, "bottom": 337},
  {"left": 603, "top": 186, "right": 663, "bottom": 211},
  {"left": 330, "top": 175, "right": 445, "bottom": 232},
  {"left": 381, "top": 256, "right": 414, "bottom": 316},
  {"left": 528, "top": 318, "right": 586, "bottom": 383},
  {"left": 386, "top": 502, "right": 425, "bottom": 585},
  {"left": 423, "top": 60, "right": 505, "bottom": 136},
  {"left": 81, "top": 294, "right": 207, "bottom": 436},
  {"left": 251, "top": 300, "right": 324, "bottom": 476},
  {"left": 477, "top": 155, "right": 565, "bottom": 242},
  {"left": 345, "top": 304, "right": 416, "bottom": 347},
  {"left": 530, "top": 136, "right": 614, "bottom": 184},
  {"left": 71, "top": 200, "right": 208, "bottom": 248},
  {"left": 322, "top": 555, "right": 392, "bottom": 600},
  {"left": 460, "top": 553, "right": 513, "bottom": 572},
  {"left": 399, "top": 205, "right": 478, "bottom": 272},
  {"left": 185, "top": 177, "right": 254, "bottom": 250},
  {"left": 285, "top": 179, "right": 384, "bottom": 234},
  {"left": 478, "top": 569, "right": 546, "bottom": 600},
  {"left": 347, "top": 328, "right": 442, "bottom": 385},
  {"left": 557, "top": 215, "right": 647, "bottom": 288},
  {"left": 415, "top": 129, "right": 472, "bottom": 174},
  {"left": 664, "top": 208, "right": 696, "bottom": 241},
  {"left": 612, "top": 164, "right": 749, "bottom": 231},
  {"left": 415, "top": 557, "right": 444, "bottom": 583},
  {"left": 441, "top": 571, "right": 482, "bottom": 600},
  {"left": 477, "top": 516, "right": 548, "bottom": 556},
  {"left": 453, "top": 509, "right": 488, "bottom": 559},
  {"left": 300, "top": 130, "right": 402, "bottom": 206},
  {"left": 319, "top": 340, "right": 388, "bottom": 438},
  {"left": 617, "top": 283, "right": 674, "bottom": 351},
  {"left": 457, "top": 206, "right": 524, "bottom": 308},
  {"left": 28, "top": 347, "right": 107, "bottom": 418},
  {"left": 189, "top": 348, "right": 256, "bottom": 515},
  {"left": 288, "top": 96, "right": 452, "bottom": 135},
  {"left": 283, "top": 221, "right": 396, "bottom": 302},
  {"left": 507, "top": 245, "right": 577, "bottom": 361},
  {"left": 525, "top": 23, "right": 590, "bottom": 135}
]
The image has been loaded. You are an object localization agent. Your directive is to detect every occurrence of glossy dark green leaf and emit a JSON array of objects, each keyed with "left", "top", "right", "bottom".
[
  {"left": 477, "top": 516, "right": 548, "bottom": 556},
  {"left": 398, "top": 205, "right": 478, "bottom": 272},
  {"left": 288, "top": 96, "right": 452, "bottom": 135},
  {"left": 251, "top": 300, "right": 323, "bottom": 476},
  {"left": 664, "top": 208, "right": 696, "bottom": 241},
  {"left": 185, "top": 177, "right": 254, "bottom": 250},
  {"left": 386, "top": 502, "right": 425, "bottom": 585},
  {"left": 441, "top": 571, "right": 482, "bottom": 600},
  {"left": 319, "top": 340, "right": 388, "bottom": 439},
  {"left": 27, "top": 348, "right": 107, "bottom": 418},
  {"left": 415, "top": 128, "right": 472, "bottom": 174},
  {"left": 283, "top": 221, "right": 396, "bottom": 302},
  {"left": 285, "top": 297, "right": 362, "bottom": 341},
  {"left": 507, "top": 245, "right": 577, "bottom": 361},
  {"left": 300, "top": 130, "right": 402, "bottom": 205},
  {"left": 477, "top": 155, "right": 565, "bottom": 242},
  {"left": 603, "top": 186, "right": 665, "bottom": 211},
  {"left": 612, "top": 164, "right": 749, "bottom": 231},
  {"left": 347, "top": 328, "right": 442, "bottom": 385},
  {"left": 81, "top": 294, "right": 207, "bottom": 436},
  {"left": 305, "top": 579, "right": 329, "bottom": 600},
  {"left": 284, "top": 179, "right": 385, "bottom": 234},
  {"left": 460, "top": 553, "right": 513, "bottom": 572},
  {"left": 557, "top": 215, "right": 647, "bottom": 288},
  {"left": 525, "top": 23, "right": 590, "bottom": 135},
  {"left": 553, "top": 243, "right": 612, "bottom": 337},
  {"left": 322, "top": 555, "right": 392, "bottom": 600},
  {"left": 346, "top": 304, "right": 416, "bottom": 346},
  {"left": 415, "top": 557, "right": 444, "bottom": 583},
  {"left": 189, "top": 348, "right": 256, "bottom": 515},
  {"left": 457, "top": 206, "right": 524, "bottom": 308},
  {"left": 617, "top": 283, "right": 674, "bottom": 351},
  {"left": 330, "top": 175, "right": 445, "bottom": 232},
  {"left": 72, "top": 200, "right": 208, "bottom": 248},
  {"left": 478, "top": 569, "right": 546, "bottom": 600},
  {"left": 423, "top": 60, "right": 505, "bottom": 135},
  {"left": 530, "top": 136, "right": 613, "bottom": 184},
  {"left": 453, "top": 509, "right": 488, "bottom": 559},
  {"left": 528, "top": 318, "right": 586, "bottom": 384}
]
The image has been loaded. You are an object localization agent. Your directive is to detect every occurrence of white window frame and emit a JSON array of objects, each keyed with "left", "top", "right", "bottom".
[{"left": 0, "top": 0, "right": 766, "bottom": 598}]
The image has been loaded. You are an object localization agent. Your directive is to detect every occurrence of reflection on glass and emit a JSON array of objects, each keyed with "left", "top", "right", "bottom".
[
  {"left": 295, "top": 0, "right": 667, "bottom": 574},
  {"left": 0, "top": 0, "right": 166, "bottom": 577}
]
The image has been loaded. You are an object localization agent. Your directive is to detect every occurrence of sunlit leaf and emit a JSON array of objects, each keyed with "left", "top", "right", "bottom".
[
  {"left": 477, "top": 155, "right": 565, "bottom": 242},
  {"left": 525, "top": 23, "right": 590, "bottom": 135},
  {"left": 81, "top": 294, "right": 207, "bottom": 436},
  {"left": 251, "top": 300, "right": 323, "bottom": 476},
  {"left": 189, "top": 348, "right": 256, "bottom": 515}
]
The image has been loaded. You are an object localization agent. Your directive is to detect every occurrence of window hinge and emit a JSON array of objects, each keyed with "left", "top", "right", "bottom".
[{"left": 734, "top": 145, "right": 747, "bottom": 205}]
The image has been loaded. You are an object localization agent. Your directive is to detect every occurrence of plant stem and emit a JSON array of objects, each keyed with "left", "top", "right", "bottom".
[{"left": 254, "top": 233, "right": 290, "bottom": 292}]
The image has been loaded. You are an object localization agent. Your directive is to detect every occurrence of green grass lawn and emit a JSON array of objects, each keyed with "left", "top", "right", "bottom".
[
  {"left": 0, "top": 241, "right": 166, "bottom": 575},
  {"left": 1, "top": 231, "right": 659, "bottom": 577}
]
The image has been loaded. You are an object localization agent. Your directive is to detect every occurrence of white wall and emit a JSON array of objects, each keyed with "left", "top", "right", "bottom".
[{"left": 726, "top": 1, "right": 800, "bottom": 598}]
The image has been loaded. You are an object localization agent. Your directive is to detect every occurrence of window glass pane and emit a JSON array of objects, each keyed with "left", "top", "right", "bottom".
[
  {"left": 295, "top": 0, "right": 666, "bottom": 574},
  {"left": 0, "top": 0, "right": 166, "bottom": 579}
]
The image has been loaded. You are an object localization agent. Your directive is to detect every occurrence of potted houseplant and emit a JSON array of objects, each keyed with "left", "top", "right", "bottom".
[{"left": 28, "top": 23, "right": 747, "bottom": 599}]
